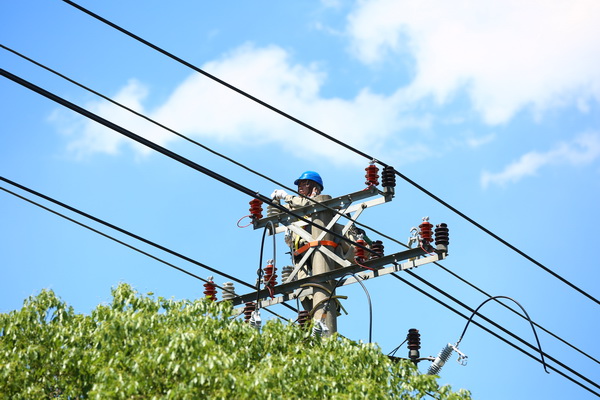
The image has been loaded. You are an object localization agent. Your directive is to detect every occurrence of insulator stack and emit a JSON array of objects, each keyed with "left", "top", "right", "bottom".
[
  {"left": 407, "top": 328, "right": 421, "bottom": 363},
  {"left": 221, "top": 282, "right": 236, "bottom": 301},
  {"left": 249, "top": 198, "right": 263, "bottom": 220},
  {"left": 419, "top": 217, "right": 433, "bottom": 244},
  {"left": 369, "top": 240, "right": 384, "bottom": 259},
  {"left": 355, "top": 239, "right": 367, "bottom": 261},
  {"left": 297, "top": 310, "right": 310, "bottom": 327},
  {"left": 435, "top": 223, "right": 449, "bottom": 249},
  {"left": 243, "top": 302, "right": 256, "bottom": 323},
  {"left": 263, "top": 263, "right": 277, "bottom": 287},
  {"left": 266, "top": 199, "right": 281, "bottom": 218},
  {"left": 281, "top": 265, "right": 294, "bottom": 282},
  {"left": 203, "top": 279, "right": 217, "bottom": 302},
  {"left": 381, "top": 166, "right": 396, "bottom": 189},
  {"left": 365, "top": 163, "right": 379, "bottom": 187}
]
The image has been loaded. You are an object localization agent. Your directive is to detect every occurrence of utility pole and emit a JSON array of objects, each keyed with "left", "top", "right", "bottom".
[
  {"left": 225, "top": 165, "right": 450, "bottom": 337},
  {"left": 310, "top": 194, "right": 337, "bottom": 333}
]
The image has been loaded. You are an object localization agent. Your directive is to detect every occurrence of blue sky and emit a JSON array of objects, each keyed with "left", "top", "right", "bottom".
[{"left": 1, "top": 0, "right": 599, "bottom": 398}]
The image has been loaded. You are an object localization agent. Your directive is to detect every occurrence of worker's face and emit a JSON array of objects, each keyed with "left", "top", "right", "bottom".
[{"left": 297, "top": 180, "right": 320, "bottom": 197}]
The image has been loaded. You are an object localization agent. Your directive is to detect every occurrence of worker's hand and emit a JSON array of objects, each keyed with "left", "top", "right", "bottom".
[{"left": 271, "top": 189, "right": 288, "bottom": 200}]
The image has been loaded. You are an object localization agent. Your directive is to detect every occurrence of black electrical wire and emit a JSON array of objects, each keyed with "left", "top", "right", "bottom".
[
  {"left": 1, "top": 43, "right": 390, "bottom": 261},
  {"left": 0, "top": 67, "right": 375, "bottom": 260},
  {"left": 59, "top": 0, "right": 599, "bottom": 307},
  {"left": 0, "top": 185, "right": 289, "bottom": 321},
  {"left": 9, "top": 45, "right": 591, "bottom": 368},
  {"left": 2, "top": 41, "right": 596, "bottom": 388},
  {"left": 456, "top": 295, "right": 548, "bottom": 373},
  {"left": 325, "top": 272, "right": 373, "bottom": 343},
  {"left": 435, "top": 261, "right": 600, "bottom": 365},
  {"left": 0, "top": 175, "right": 299, "bottom": 316},
  {"left": 1, "top": 61, "right": 596, "bottom": 380},
  {"left": 401, "top": 270, "right": 600, "bottom": 392},
  {"left": 0, "top": 175, "right": 250, "bottom": 291},
  {"left": 390, "top": 273, "right": 600, "bottom": 398},
  {"left": 255, "top": 221, "right": 277, "bottom": 307}
]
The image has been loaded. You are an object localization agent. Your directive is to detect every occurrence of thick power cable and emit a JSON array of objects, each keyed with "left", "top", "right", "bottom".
[
  {"left": 433, "top": 262, "right": 600, "bottom": 365},
  {"left": 9, "top": 44, "right": 592, "bottom": 363},
  {"left": 59, "top": 0, "right": 599, "bottom": 306},
  {"left": 2, "top": 50, "right": 594, "bottom": 365},
  {"left": 390, "top": 273, "right": 600, "bottom": 397},
  {"left": 402, "top": 270, "right": 599, "bottom": 391},
  {"left": 0, "top": 68, "right": 373, "bottom": 259},
  {"left": 0, "top": 185, "right": 290, "bottom": 321},
  {"left": 0, "top": 43, "right": 379, "bottom": 255},
  {"left": 2, "top": 60, "right": 594, "bottom": 368},
  {"left": 0, "top": 175, "right": 251, "bottom": 291}
]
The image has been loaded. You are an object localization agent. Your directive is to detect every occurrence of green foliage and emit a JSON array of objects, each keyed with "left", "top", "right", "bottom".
[{"left": 0, "top": 284, "right": 471, "bottom": 399}]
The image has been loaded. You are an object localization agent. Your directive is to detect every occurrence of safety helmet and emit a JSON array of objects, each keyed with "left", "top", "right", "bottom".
[{"left": 294, "top": 171, "right": 324, "bottom": 191}]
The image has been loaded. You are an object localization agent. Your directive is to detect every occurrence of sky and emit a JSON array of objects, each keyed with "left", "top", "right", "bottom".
[{"left": 1, "top": 0, "right": 599, "bottom": 398}]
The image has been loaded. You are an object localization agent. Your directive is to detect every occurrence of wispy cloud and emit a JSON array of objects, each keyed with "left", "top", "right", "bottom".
[
  {"left": 481, "top": 132, "right": 600, "bottom": 188},
  {"left": 52, "top": 44, "right": 430, "bottom": 165},
  {"left": 346, "top": 0, "right": 600, "bottom": 124}
]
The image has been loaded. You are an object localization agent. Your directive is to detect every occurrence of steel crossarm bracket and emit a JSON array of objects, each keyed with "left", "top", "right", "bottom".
[
  {"left": 253, "top": 186, "right": 387, "bottom": 231},
  {"left": 283, "top": 213, "right": 352, "bottom": 284},
  {"left": 227, "top": 246, "right": 440, "bottom": 307}
]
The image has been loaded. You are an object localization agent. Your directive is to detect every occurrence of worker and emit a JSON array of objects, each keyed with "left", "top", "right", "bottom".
[
  {"left": 271, "top": 170, "right": 358, "bottom": 274},
  {"left": 271, "top": 170, "right": 324, "bottom": 207}
]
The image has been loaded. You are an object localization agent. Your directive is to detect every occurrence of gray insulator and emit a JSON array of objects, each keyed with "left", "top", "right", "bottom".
[
  {"left": 267, "top": 199, "right": 282, "bottom": 217},
  {"left": 281, "top": 265, "right": 294, "bottom": 282},
  {"left": 221, "top": 282, "right": 236, "bottom": 301},
  {"left": 427, "top": 344, "right": 454, "bottom": 375}
]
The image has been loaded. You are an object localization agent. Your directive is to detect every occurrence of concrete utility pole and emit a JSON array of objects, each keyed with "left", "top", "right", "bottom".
[{"left": 309, "top": 194, "right": 337, "bottom": 333}]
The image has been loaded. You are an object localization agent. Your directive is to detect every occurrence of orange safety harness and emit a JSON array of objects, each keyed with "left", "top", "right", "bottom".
[{"left": 293, "top": 240, "right": 338, "bottom": 257}]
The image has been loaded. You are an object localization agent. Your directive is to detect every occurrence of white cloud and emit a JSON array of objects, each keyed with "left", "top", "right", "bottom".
[
  {"left": 481, "top": 131, "right": 600, "bottom": 188},
  {"left": 346, "top": 0, "right": 600, "bottom": 124},
  {"left": 55, "top": 44, "right": 427, "bottom": 166}
]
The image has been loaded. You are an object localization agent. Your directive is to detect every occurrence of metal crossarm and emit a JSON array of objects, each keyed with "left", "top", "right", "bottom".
[{"left": 227, "top": 246, "right": 442, "bottom": 307}]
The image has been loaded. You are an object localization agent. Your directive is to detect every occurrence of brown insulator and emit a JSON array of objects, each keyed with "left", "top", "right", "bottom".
[
  {"left": 203, "top": 280, "right": 217, "bottom": 302},
  {"left": 249, "top": 198, "right": 263, "bottom": 220},
  {"left": 419, "top": 218, "right": 433, "bottom": 244},
  {"left": 297, "top": 310, "right": 310, "bottom": 327},
  {"left": 243, "top": 302, "right": 256, "bottom": 323},
  {"left": 365, "top": 164, "right": 379, "bottom": 187}
]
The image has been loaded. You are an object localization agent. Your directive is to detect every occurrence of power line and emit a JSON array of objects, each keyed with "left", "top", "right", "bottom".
[
  {"left": 403, "top": 270, "right": 599, "bottom": 391},
  {"left": 6, "top": 47, "right": 595, "bottom": 366},
  {"left": 0, "top": 67, "right": 374, "bottom": 259},
  {"left": 390, "top": 272, "right": 600, "bottom": 398},
  {"left": 5, "top": 62, "right": 598, "bottom": 390},
  {"left": 3, "top": 44, "right": 597, "bottom": 392},
  {"left": 58, "top": 0, "right": 599, "bottom": 306},
  {"left": 0, "top": 184, "right": 291, "bottom": 321}
]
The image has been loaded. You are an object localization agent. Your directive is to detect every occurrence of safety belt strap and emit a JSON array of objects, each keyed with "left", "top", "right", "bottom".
[{"left": 293, "top": 240, "right": 338, "bottom": 257}]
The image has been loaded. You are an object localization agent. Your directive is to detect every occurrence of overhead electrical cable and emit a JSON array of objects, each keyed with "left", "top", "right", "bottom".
[
  {"left": 0, "top": 43, "right": 382, "bottom": 255},
  {"left": 0, "top": 185, "right": 290, "bottom": 321},
  {"left": 401, "top": 270, "right": 600, "bottom": 391},
  {"left": 58, "top": 0, "right": 599, "bottom": 306},
  {"left": 0, "top": 68, "right": 374, "bottom": 260},
  {"left": 390, "top": 273, "right": 600, "bottom": 397},
  {"left": 432, "top": 261, "right": 600, "bottom": 365},
  {"left": 0, "top": 176, "right": 299, "bottom": 314},
  {"left": 0, "top": 175, "right": 253, "bottom": 291},
  {"left": 6, "top": 46, "right": 595, "bottom": 365},
  {"left": 0, "top": 69, "right": 596, "bottom": 376}
]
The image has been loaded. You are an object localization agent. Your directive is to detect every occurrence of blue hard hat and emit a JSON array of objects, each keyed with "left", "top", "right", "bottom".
[{"left": 294, "top": 171, "right": 324, "bottom": 191}]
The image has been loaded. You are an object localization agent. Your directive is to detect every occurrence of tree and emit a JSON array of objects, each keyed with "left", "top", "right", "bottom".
[{"left": 0, "top": 284, "right": 471, "bottom": 399}]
